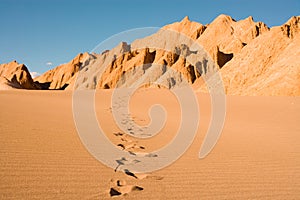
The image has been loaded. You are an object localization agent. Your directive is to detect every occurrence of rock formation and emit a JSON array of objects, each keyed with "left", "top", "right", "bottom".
[
  {"left": 71, "top": 15, "right": 273, "bottom": 91},
  {"left": 1, "top": 15, "right": 299, "bottom": 96},
  {"left": 0, "top": 61, "right": 38, "bottom": 89},
  {"left": 218, "top": 16, "right": 300, "bottom": 96},
  {"left": 34, "top": 53, "right": 88, "bottom": 90},
  {"left": 196, "top": 15, "right": 269, "bottom": 66}
]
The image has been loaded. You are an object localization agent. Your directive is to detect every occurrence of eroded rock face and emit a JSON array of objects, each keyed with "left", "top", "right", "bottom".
[
  {"left": 71, "top": 15, "right": 273, "bottom": 92},
  {"left": 73, "top": 27, "right": 216, "bottom": 90},
  {"left": 34, "top": 53, "right": 89, "bottom": 90},
  {"left": 196, "top": 14, "right": 269, "bottom": 68},
  {"left": 0, "top": 61, "right": 38, "bottom": 89},
  {"left": 2, "top": 15, "right": 299, "bottom": 96},
  {"left": 162, "top": 16, "right": 206, "bottom": 40},
  {"left": 217, "top": 16, "right": 300, "bottom": 96}
]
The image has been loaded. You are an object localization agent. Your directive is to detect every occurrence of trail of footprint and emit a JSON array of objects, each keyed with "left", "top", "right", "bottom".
[
  {"left": 114, "top": 131, "right": 145, "bottom": 152},
  {"left": 108, "top": 124, "right": 164, "bottom": 197}
]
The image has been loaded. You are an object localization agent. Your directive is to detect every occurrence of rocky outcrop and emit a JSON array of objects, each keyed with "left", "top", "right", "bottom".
[
  {"left": 34, "top": 53, "right": 88, "bottom": 90},
  {"left": 216, "top": 16, "right": 300, "bottom": 96},
  {"left": 72, "top": 15, "right": 271, "bottom": 91},
  {"left": 2, "top": 15, "right": 299, "bottom": 96},
  {"left": 196, "top": 15, "right": 269, "bottom": 68},
  {"left": 163, "top": 16, "right": 206, "bottom": 40},
  {"left": 0, "top": 61, "right": 38, "bottom": 89},
  {"left": 73, "top": 27, "right": 216, "bottom": 90}
]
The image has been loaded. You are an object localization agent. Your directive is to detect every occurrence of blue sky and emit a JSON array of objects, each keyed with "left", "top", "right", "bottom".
[{"left": 0, "top": 0, "right": 299, "bottom": 74}]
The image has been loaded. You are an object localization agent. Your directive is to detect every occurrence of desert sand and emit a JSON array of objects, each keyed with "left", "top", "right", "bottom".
[
  {"left": 0, "top": 89, "right": 299, "bottom": 199},
  {"left": 0, "top": 14, "right": 299, "bottom": 199}
]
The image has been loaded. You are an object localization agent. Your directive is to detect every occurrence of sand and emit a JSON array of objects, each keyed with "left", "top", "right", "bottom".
[{"left": 0, "top": 90, "right": 299, "bottom": 199}]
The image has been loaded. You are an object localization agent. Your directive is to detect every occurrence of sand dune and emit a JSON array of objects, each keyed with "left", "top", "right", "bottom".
[{"left": 0, "top": 90, "right": 299, "bottom": 199}]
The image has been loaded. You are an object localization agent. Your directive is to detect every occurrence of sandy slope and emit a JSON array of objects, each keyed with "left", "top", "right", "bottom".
[{"left": 0, "top": 90, "right": 299, "bottom": 199}]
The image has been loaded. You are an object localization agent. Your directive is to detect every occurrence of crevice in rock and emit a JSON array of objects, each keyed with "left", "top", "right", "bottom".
[
  {"left": 216, "top": 49, "right": 234, "bottom": 68},
  {"left": 143, "top": 48, "right": 156, "bottom": 64}
]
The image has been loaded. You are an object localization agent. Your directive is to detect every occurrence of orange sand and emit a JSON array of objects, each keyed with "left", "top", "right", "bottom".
[{"left": 0, "top": 90, "right": 299, "bottom": 199}]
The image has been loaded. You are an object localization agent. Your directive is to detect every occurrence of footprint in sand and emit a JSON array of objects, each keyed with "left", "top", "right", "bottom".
[
  {"left": 116, "top": 142, "right": 138, "bottom": 151},
  {"left": 114, "top": 131, "right": 145, "bottom": 152},
  {"left": 109, "top": 179, "right": 143, "bottom": 197},
  {"left": 114, "top": 157, "right": 141, "bottom": 172},
  {"left": 113, "top": 132, "right": 124, "bottom": 136},
  {"left": 123, "top": 169, "right": 163, "bottom": 180},
  {"left": 109, "top": 129, "right": 164, "bottom": 197}
]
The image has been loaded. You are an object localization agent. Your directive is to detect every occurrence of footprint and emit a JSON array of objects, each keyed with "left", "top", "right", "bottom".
[
  {"left": 114, "top": 157, "right": 127, "bottom": 171},
  {"left": 109, "top": 179, "right": 144, "bottom": 197},
  {"left": 117, "top": 142, "right": 137, "bottom": 151},
  {"left": 124, "top": 142, "right": 137, "bottom": 150},
  {"left": 116, "top": 179, "right": 126, "bottom": 186},
  {"left": 109, "top": 185, "right": 143, "bottom": 196},
  {"left": 109, "top": 188, "right": 122, "bottom": 197},
  {"left": 114, "top": 157, "right": 141, "bottom": 172},
  {"left": 123, "top": 169, "right": 149, "bottom": 180},
  {"left": 128, "top": 151, "right": 136, "bottom": 156},
  {"left": 124, "top": 169, "right": 138, "bottom": 179},
  {"left": 129, "top": 131, "right": 135, "bottom": 135},
  {"left": 117, "top": 144, "right": 125, "bottom": 150},
  {"left": 113, "top": 132, "right": 124, "bottom": 136},
  {"left": 145, "top": 153, "right": 158, "bottom": 157},
  {"left": 131, "top": 186, "right": 144, "bottom": 191}
]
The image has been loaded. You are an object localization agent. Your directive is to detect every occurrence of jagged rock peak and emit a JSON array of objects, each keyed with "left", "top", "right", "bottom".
[
  {"left": 246, "top": 16, "right": 254, "bottom": 22},
  {"left": 280, "top": 15, "right": 300, "bottom": 39},
  {"left": 181, "top": 16, "right": 190, "bottom": 23},
  {"left": 163, "top": 16, "right": 206, "bottom": 40},
  {"left": 34, "top": 52, "right": 89, "bottom": 90},
  {"left": 117, "top": 42, "right": 131, "bottom": 52},
  {"left": 71, "top": 52, "right": 89, "bottom": 64},
  {"left": 0, "top": 60, "right": 38, "bottom": 89},
  {"left": 286, "top": 16, "right": 300, "bottom": 26},
  {"left": 213, "top": 14, "right": 235, "bottom": 23}
]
